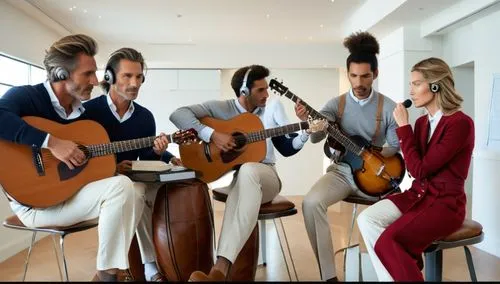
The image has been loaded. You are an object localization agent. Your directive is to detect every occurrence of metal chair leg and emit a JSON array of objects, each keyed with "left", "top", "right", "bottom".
[
  {"left": 51, "top": 234, "right": 64, "bottom": 281},
  {"left": 22, "top": 231, "right": 37, "bottom": 281},
  {"left": 273, "top": 219, "right": 292, "bottom": 281},
  {"left": 343, "top": 204, "right": 358, "bottom": 275},
  {"left": 278, "top": 218, "right": 298, "bottom": 281},
  {"left": 424, "top": 250, "right": 443, "bottom": 282},
  {"left": 59, "top": 234, "right": 69, "bottom": 281},
  {"left": 260, "top": 219, "right": 267, "bottom": 266},
  {"left": 464, "top": 246, "right": 478, "bottom": 282}
]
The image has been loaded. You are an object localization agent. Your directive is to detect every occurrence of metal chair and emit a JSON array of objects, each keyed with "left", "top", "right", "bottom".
[
  {"left": 212, "top": 189, "right": 299, "bottom": 281},
  {"left": 3, "top": 215, "right": 98, "bottom": 281},
  {"left": 333, "top": 194, "right": 379, "bottom": 280}
]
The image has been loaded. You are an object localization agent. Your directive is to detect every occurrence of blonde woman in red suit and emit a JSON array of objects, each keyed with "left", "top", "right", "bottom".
[{"left": 357, "top": 57, "right": 475, "bottom": 281}]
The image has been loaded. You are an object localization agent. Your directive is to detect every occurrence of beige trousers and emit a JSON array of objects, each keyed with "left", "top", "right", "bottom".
[
  {"left": 357, "top": 199, "right": 402, "bottom": 281},
  {"left": 134, "top": 182, "right": 163, "bottom": 264},
  {"left": 215, "top": 162, "right": 281, "bottom": 263},
  {"left": 14, "top": 175, "right": 145, "bottom": 271},
  {"left": 302, "top": 162, "right": 378, "bottom": 280}
]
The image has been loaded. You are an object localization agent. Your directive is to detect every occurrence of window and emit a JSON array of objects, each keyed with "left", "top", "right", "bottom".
[
  {"left": 0, "top": 54, "right": 45, "bottom": 98},
  {"left": 0, "top": 56, "right": 29, "bottom": 86},
  {"left": 0, "top": 85, "right": 10, "bottom": 97},
  {"left": 30, "top": 66, "right": 46, "bottom": 85}
]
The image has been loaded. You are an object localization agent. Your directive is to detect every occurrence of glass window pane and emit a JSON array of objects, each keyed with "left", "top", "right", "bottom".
[
  {"left": 30, "top": 66, "right": 46, "bottom": 85},
  {"left": 0, "top": 56, "right": 29, "bottom": 86},
  {"left": 0, "top": 84, "right": 11, "bottom": 98}
]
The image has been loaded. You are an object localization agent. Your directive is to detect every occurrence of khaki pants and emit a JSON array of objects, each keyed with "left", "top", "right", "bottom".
[
  {"left": 134, "top": 182, "right": 163, "bottom": 264},
  {"left": 216, "top": 162, "right": 281, "bottom": 263},
  {"left": 13, "top": 175, "right": 145, "bottom": 271},
  {"left": 302, "top": 163, "right": 377, "bottom": 280}
]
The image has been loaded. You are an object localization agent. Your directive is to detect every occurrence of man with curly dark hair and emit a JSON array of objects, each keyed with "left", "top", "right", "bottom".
[{"left": 301, "top": 31, "right": 401, "bottom": 281}]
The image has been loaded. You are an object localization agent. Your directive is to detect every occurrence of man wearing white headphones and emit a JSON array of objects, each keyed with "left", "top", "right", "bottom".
[
  {"left": 0, "top": 35, "right": 145, "bottom": 282},
  {"left": 170, "top": 65, "right": 311, "bottom": 281},
  {"left": 83, "top": 47, "right": 180, "bottom": 282}
]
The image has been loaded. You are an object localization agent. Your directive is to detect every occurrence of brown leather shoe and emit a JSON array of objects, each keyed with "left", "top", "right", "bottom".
[
  {"left": 91, "top": 271, "right": 118, "bottom": 282},
  {"left": 189, "top": 268, "right": 226, "bottom": 282},
  {"left": 150, "top": 272, "right": 167, "bottom": 282}
]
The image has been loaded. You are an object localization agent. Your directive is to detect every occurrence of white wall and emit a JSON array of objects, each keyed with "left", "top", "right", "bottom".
[
  {"left": 0, "top": 1, "right": 60, "bottom": 66},
  {"left": 452, "top": 65, "right": 475, "bottom": 217},
  {"left": 421, "top": 9, "right": 500, "bottom": 257},
  {"left": 0, "top": 1, "right": 62, "bottom": 263}
]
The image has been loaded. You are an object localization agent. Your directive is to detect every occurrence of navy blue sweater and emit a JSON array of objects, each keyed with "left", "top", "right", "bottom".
[
  {"left": 83, "top": 95, "right": 174, "bottom": 164},
  {"left": 0, "top": 83, "right": 87, "bottom": 147}
]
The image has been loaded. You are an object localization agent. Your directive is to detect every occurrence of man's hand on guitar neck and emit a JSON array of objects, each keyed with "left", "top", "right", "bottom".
[
  {"left": 210, "top": 131, "right": 236, "bottom": 152},
  {"left": 295, "top": 99, "right": 310, "bottom": 121},
  {"left": 153, "top": 133, "right": 169, "bottom": 156},
  {"left": 47, "top": 136, "right": 86, "bottom": 170}
]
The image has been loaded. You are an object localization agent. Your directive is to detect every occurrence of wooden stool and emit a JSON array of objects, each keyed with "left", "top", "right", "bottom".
[
  {"left": 424, "top": 219, "right": 484, "bottom": 282},
  {"left": 212, "top": 190, "right": 299, "bottom": 281},
  {"left": 3, "top": 215, "right": 98, "bottom": 281}
]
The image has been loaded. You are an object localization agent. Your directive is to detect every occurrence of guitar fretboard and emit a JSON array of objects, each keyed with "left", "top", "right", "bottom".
[
  {"left": 87, "top": 136, "right": 170, "bottom": 157},
  {"left": 280, "top": 89, "right": 363, "bottom": 155},
  {"left": 246, "top": 121, "right": 309, "bottom": 143}
]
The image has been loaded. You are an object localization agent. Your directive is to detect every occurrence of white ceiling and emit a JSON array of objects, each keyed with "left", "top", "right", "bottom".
[
  {"left": 369, "top": 0, "right": 460, "bottom": 39},
  {"left": 25, "top": 0, "right": 366, "bottom": 45}
]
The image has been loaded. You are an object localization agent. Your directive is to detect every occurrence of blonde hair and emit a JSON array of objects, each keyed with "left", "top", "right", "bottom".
[
  {"left": 43, "top": 34, "right": 98, "bottom": 82},
  {"left": 411, "top": 57, "right": 463, "bottom": 113}
]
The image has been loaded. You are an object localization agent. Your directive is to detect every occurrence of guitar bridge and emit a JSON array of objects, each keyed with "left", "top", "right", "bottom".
[
  {"left": 31, "top": 145, "right": 45, "bottom": 176},
  {"left": 376, "top": 164, "right": 385, "bottom": 176}
]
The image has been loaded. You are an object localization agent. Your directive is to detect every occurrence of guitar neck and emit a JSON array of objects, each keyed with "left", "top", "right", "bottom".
[
  {"left": 281, "top": 90, "right": 364, "bottom": 155},
  {"left": 246, "top": 121, "right": 309, "bottom": 143},
  {"left": 281, "top": 90, "right": 326, "bottom": 120},
  {"left": 88, "top": 135, "right": 172, "bottom": 157}
]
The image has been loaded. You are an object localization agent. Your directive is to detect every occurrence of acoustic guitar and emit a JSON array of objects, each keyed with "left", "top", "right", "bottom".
[
  {"left": 0, "top": 116, "right": 197, "bottom": 208},
  {"left": 269, "top": 79, "right": 405, "bottom": 197},
  {"left": 179, "top": 112, "right": 326, "bottom": 183}
]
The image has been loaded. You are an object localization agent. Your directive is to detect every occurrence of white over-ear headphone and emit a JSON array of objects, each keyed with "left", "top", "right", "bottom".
[
  {"left": 430, "top": 82, "right": 440, "bottom": 93},
  {"left": 239, "top": 68, "right": 252, "bottom": 97}
]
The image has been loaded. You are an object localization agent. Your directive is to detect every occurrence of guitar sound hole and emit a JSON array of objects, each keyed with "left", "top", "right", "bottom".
[{"left": 232, "top": 132, "right": 247, "bottom": 150}]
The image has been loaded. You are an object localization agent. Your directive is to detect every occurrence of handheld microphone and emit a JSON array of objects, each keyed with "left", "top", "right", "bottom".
[{"left": 402, "top": 99, "right": 412, "bottom": 108}]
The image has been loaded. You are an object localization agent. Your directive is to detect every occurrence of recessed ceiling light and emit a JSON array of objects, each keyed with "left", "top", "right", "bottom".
[
  {"left": 98, "top": 15, "right": 102, "bottom": 19},
  {"left": 320, "top": 24, "right": 324, "bottom": 28},
  {"left": 266, "top": 14, "right": 270, "bottom": 19},
  {"left": 331, "top": 0, "right": 335, "bottom": 2},
  {"left": 69, "top": 7, "right": 73, "bottom": 11}
]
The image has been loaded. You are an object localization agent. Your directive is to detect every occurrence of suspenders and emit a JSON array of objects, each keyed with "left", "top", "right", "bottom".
[{"left": 336, "top": 92, "right": 384, "bottom": 144}]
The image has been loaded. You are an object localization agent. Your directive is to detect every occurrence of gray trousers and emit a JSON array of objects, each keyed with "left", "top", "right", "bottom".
[{"left": 302, "top": 162, "right": 376, "bottom": 280}]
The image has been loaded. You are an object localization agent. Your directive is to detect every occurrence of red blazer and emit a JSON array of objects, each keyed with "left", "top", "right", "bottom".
[
  {"left": 374, "top": 111, "right": 474, "bottom": 280},
  {"left": 388, "top": 111, "right": 474, "bottom": 220}
]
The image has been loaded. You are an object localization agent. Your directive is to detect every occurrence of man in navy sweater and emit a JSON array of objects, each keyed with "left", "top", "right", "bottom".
[
  {"left": 0, "top": 35, "right": 145, "bottom": 281},
  {"left": 84, "top": 48, "right": 179, "bottom": 282}
]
